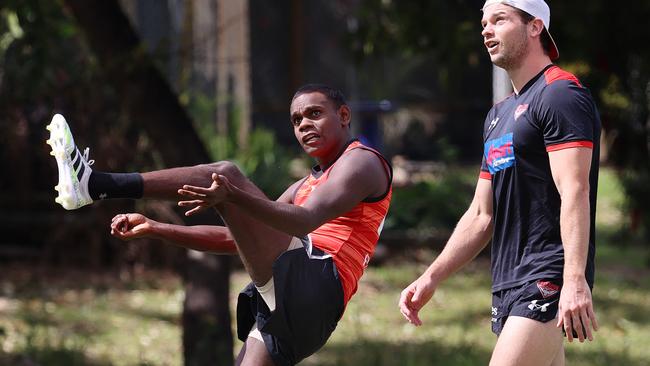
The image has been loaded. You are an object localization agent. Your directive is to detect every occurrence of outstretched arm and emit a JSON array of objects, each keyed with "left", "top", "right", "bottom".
[
  {"left": 549, "top": 147, "right": 598, "bottom": 342},
  {"left": 177, "top": 149, "right": 389, "bottom": 237},
  {"left": 110, "top": 213, "right": 237, "bottom": 254},
  {"left": 399, "top": 177, "right": 493, "bottom": 326}
]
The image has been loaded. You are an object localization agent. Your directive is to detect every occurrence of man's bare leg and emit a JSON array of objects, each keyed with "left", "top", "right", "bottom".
[
  {"left": 550, "top": 343, "right": 565, "bottom": 366},
  {"left": 235, "top": 338, "right": 275, "bottom": 366},
  {"left": 142, "top": 161, "right": 293, "bottom": 285},
  {"left": 490, "top": 316, "right": 564, "bottom": 366}
]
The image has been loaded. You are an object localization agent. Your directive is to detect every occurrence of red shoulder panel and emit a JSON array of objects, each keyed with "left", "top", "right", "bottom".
[{"left": 544, "top": 65, "right": 583, "bottom": 87}]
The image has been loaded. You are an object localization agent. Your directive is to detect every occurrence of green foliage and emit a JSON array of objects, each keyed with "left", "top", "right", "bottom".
[
  {"left": 348, "top": 0, "right": 480, "bottom": 61},
  {"left": 236, "top": 128, "right": 295, "bottom": 198},
  {"left": 0, "top": 0, "right": 88, "bottom": 105},
  {"left": 347, "top": 0, "right": 490, "bottom": 102},
  {"left": 385, "top": 173, "right": 473, "bottom": 233},
  {"left": 620, "top": 170, "right": 650, "bottom": 240},
  {"left": 187, "top": 92, "right": 298, "bottom": 199}
]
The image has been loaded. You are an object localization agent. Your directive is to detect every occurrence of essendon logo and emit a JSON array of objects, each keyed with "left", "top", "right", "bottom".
[
  {"left": 484, "top": 133, "right": 515, "bottom": 174},
  {"left": 514, "top": 104, "right": 529, "bottom": 120},
  {"left": 536, "top": 280, "right": 560, "bottom": 298}
]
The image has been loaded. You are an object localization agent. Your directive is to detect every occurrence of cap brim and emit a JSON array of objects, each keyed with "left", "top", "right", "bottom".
[{"left": 544, "top": 28, "right": 559, "bottom": 60}]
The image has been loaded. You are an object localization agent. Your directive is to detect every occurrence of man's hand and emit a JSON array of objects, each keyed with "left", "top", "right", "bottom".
[
  {"left": 110, "top": 213, "right": 154, "bottom": 240},
  {"left": 178, "top": 173, "right": 231, "bottom": 216},
  {"left": 556, "top": 277, "right": 599, "bottom": 342},
  {"left": 398, "top": 275, "right": 437, "bottom": 326}
]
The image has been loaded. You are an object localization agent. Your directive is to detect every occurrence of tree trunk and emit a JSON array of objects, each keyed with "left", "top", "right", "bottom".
[{"left": 62, "top": 1, "right": 234, "bottom": 364}]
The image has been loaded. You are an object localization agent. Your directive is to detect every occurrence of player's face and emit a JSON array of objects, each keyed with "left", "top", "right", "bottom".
[
  {"left": 481, "top": 4, "right": 529, "bottom": 70},
  {"left": 290, "top": 92, "right": 350, "bottom": 160}
]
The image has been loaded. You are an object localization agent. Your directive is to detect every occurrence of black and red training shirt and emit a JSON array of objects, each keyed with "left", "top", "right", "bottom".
[{"left": 480, "top": 64, "right": 601, "bottom": 292}]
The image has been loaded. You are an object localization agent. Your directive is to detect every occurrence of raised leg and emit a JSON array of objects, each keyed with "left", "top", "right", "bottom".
[
  {"left": 143, "top": 162, "right": 292, "bottom": 285},
  {"left": 235, "top": 337, "right": 275, "bottom": 366}
]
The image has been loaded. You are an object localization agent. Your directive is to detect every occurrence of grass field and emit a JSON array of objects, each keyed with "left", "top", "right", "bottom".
[{"left": 1, "top": 168, "right": 649, "bottom": 365}]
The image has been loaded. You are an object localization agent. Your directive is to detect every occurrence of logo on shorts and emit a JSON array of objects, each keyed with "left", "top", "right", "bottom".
[
  {"left": 514, "top": 104, "right": 529, "bottom": 120},
  {"left": 491, "top": 306, "right": 498, "bottom": 322},
  {"left": 528, "top": 299, "right": 551, "bottom": 312},
  {"left": 536, "top": 280, "right": 560, "bottom": 298}
]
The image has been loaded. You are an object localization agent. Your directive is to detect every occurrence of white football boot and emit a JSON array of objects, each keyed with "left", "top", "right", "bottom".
[{"left": 46, "top": 114, "right": 94, "bottom": 210}]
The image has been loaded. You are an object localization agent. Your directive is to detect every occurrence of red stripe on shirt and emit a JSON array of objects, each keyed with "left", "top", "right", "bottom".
[
  {"left": 479, "top": 171, "right": 492, "bottom": 180},
  {"left": 546, "top": 140, "right": 593, "bottom": 152},
  {"left": 544, "top": 66, "right": 583, "bottom": 87}
]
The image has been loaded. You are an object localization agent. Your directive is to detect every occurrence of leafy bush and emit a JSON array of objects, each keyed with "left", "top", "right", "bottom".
[
  {"left": 188, "top": 92, "right": 298, "bottom": 199},
  {"left": 384, "top": 173, "right": 473, "bottom": 233},
  {"left": 621, "top": 170, "right": 650, "bottom": 240}
]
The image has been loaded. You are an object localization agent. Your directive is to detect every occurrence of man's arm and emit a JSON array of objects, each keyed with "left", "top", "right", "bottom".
[
  {"left": 110, "top": 213, "right": 238, "bottom": 254},
  {"left": 548, "top": 147, "right": 599, "bottom": 342},
  {"left": 399, "top": 177, "right": 493, "bottom": 326},
  {"left": 178, "top": 149, "right": 389, "bottom": 237}
]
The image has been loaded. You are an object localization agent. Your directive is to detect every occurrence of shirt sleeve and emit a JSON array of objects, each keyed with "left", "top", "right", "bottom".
[
  {"left": 480, "top": 110, "right": 496, "bottom": 180},
  {"left": 480, "top": 157, "right": 491, "bottom": 180},
  {"left": 536, "top": 81, "right": 598, "bottom": 152}
]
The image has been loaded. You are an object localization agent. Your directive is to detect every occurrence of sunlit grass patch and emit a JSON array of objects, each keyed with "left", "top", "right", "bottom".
[{"left": 0, "top": 269, "right": 183, "bottom": 366}]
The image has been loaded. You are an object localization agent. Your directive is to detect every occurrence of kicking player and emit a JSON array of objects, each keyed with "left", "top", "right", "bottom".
[{"left": 47, "top": 84, "right": 392, "bottom": 366}]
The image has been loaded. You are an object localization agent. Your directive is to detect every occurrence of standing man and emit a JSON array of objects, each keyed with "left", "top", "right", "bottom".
[
  {"left": 47, "top": 84, "right": 393, "bottom": 366},
  {"left": 399, "top": 1, "right": 600, "bottom": 365}
]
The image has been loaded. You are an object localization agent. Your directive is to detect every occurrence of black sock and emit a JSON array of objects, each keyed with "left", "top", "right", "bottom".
[{"left": 88, "top": 171, "right": 143, "bottom": 200}]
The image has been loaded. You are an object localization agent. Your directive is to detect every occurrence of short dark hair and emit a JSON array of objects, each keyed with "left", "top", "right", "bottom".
[
  {"left": 515, "top": 9, "right": 552, "bottom": 57},
  {"left": 292, "top": 84, "right": 347, "bottom": 109}
]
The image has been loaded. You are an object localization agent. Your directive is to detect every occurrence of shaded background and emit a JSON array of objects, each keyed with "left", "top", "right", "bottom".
[{"left": 0, "top": 0, "right": 648, "bottom": 365}]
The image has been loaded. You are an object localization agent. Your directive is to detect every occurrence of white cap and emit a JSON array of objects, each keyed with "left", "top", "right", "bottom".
[{"left": 482, "top": 0, "right": 559, "bottom": 60}]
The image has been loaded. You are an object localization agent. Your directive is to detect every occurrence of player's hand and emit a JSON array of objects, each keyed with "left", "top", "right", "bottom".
[
  {"left": 110, "top": 213, "right": 154, "bottom": 240},
  {"left": 178, "top": 173, "right": 231, "bottom": 216},
  {"left": 399, "top": 275, "right": 437, "bottom": 326},
  {"left": 556, "top": 277, "right": 598, "bottom": 342}
]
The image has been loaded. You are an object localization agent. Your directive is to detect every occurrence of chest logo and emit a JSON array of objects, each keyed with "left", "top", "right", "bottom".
[
  {"left": 514, "top": 104, "right": 529, "bottom": 120},
  {"left": 484, "top": 133, "right": 515, "bottom": 174}
]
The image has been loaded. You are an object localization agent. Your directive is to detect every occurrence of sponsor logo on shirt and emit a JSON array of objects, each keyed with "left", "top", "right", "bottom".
[
  {"left": 514, "top": 104, "right": 529, "bottom": 120},
  {"left": 484, "top": 133, "right": 515, "bottom": 174},
  {"left": 536, "top": 280, "right": 560, "bottom": 298}
]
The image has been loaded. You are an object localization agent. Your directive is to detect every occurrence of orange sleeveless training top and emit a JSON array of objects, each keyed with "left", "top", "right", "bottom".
[{"left": 293, "top": 140, "right": 392, "bottom": 305}]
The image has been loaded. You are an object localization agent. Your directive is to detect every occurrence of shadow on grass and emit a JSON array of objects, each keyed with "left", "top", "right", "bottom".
[
  {"left": 305, "top": 339, "right": 491, "bottom": 366},
  {"left": 1, "top": 347, "right": 113, "bottom": 366},
  {"left": 118, "top": 306, "right": 179, "bottom": 325},
  {"left": 565, "top": 346, "right": 648, "bottom": 366}
]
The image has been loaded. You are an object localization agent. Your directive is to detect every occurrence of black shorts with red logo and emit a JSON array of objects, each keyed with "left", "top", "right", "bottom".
[{"left": 491, "top": 279, "right": 561, "bottom": 336}]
